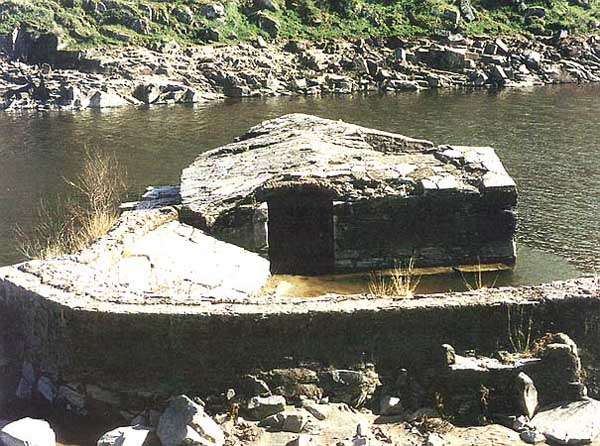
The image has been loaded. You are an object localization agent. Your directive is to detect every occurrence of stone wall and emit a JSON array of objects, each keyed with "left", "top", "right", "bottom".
[
  {"left": 333, "top": 191, "right": 516, "bottom": 271},
  {"left": 0, "top": 272, "right": 597, "bottom": 420}
]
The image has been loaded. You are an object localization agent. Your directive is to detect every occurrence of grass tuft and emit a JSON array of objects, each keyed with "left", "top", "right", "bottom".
[{"left": 368, "top": 258, "right": 421, "bottom": 298}]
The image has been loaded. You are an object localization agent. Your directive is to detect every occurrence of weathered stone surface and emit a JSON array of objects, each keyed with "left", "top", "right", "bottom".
[
  {"left": 530, "top": 399, "right": 600, "bottom": 445},
  {"left": 157, "top": 395, "right": 224, "bottom": 446},
  {"left": 97, "top": 425, "right": 151, "bottom": 446},
  {"left": 0, "top": 418, "right": 56, "bottom": 446}
]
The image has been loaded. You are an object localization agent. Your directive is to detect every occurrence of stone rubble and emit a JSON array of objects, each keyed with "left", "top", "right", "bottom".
[{"left": 1, "top": 33, "right": 599, "bottom": 112}]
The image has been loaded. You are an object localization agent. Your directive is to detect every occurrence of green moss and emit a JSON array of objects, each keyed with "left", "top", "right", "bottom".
[{"left": 0, "top": 0, "right": 597, "bottom": 49}]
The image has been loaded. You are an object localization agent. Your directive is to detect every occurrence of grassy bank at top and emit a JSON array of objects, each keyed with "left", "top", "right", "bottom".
[{"left": 0, "top": 0, "right": 598, "bottom": 50}]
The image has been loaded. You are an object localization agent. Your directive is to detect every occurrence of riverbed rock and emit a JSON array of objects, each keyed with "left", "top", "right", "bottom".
[
  {"left": 530, "top": 399, "right": 600, "bottom": 445},
  {"left": 0, "top": 418, "right": 56, "bottom": 446},
  {"left": 247, "top": 395, "right": 286, "bottom": 420},
  {"left": 97, "top": 425, "right": 152, "bottom": 446},
  {"left": 157, "top": 395, "right": 224, "bottom": 446}
]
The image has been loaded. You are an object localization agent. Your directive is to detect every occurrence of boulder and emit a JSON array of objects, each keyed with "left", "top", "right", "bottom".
[
  {"left": 133, "top": 84, "right": 160, "bottom": 104},
  {"left": 302, "top": 402, "right": 327, "bottom": 420},
  {"left": 157, "top": 395, "right": 224, "bottom": 446},
  {"left": 0, "top": 418, "right": 56, "bottom": 446},
  {"left": 255, "top": 12, "right": 280, "bottom": 37},
  {"left": 97, "top": 425, "right": 152, "bottom": 446},
  {"left": 524, "top": 51, "right": 542, "bottom": 71},
  {"left": 36, "top": 376, "right": 55, "bottom": 404},
  {"left": 516, "top": 372, "right": 538, "bottom": 419},
  {"left": 530, "top": 399, "right": 600, "bottom": 445},
  {"left": 199, "top": 3, "right": 226, "bottom": 19},
  {"left": 520, "top": 429, "right": 546, "bottom": 444},
  {"left": 88, "top": 90, "right": 129, "bottom": 108},
  {"left": 320, "top": 368, "right": 380, "bottom": 407},
  {"left": 172, "top": 6, "right": 194, "bottom": 24},
  {"left": 247, "top": 395, "right": 286, "bottom": 420},
  {"left": 282, "top": 413, "right": 308, "bottom": 433}
]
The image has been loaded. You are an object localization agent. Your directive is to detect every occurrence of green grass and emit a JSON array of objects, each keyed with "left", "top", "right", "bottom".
[{"left": 0, "top": 0, "right": 598, "bottom": 50}]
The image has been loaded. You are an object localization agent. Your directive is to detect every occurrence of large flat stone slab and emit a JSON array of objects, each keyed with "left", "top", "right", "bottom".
[{"left": 531, "top": 399, "right": 600, "bottom": 445}]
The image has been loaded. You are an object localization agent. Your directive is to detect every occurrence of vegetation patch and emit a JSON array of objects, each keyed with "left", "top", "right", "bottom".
[{"left": 0, "top": 0, "right": 598, "bottom": 50}]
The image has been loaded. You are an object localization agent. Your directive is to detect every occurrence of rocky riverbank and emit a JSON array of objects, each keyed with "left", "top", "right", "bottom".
[
  {"left": 3, "top": 332, "right": 600, "bottom": 446},
  {"left": 1, "top": 33, "right": 599, "bottom": 112}
]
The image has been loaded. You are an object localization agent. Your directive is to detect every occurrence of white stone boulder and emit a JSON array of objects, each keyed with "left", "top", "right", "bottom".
[
  {"left": 0, "top": 418, "right": 56, "bottom": 446},
  {"left": 157, "top": 395, "right": 224, "bottom": 446},
  {"left": 531, "top": 398, "right": 600, "bottom": 445}
]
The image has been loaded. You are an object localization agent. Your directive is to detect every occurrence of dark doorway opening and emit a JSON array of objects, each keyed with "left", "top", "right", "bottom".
[{"left": 267, "top": 192, "right": 334, "bottom": 275}]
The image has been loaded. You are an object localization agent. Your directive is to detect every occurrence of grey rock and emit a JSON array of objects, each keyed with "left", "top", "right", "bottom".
[
  {"left": 255, "top": 12, "right": 280, "bottom": 37},
  {"left": 520, "top": 429, "right": 546, "bottom": 444},
  {"left": 257, "top": 413, "right": 285, "bottom": 429},
  {"left": 133, "top": 83, "right": 160, "bottom": 104},
  {"left": 172, "top": 6, "right": 194, "bottom": 24},
  {"left": 157, "top": 395, "right": 224, "bottom": 446},
  {"left": 303, "top": 402, "right": 327, "bottom": 420},
  {"left": 531, "top": 398, "right": 600, "bottom": 445},
  {"left": 199, "top": 3, "right": 226, "bottom": 19},
  {"left": 36, "top": 376, "right": 55, "bottom": 404},
  {"left": 88, "top": 90, "right": 129, "bottom": 108},
  {"left": 0, "top": 418, "right": 56, "bottom": 446},
  {"left": 524, "top": 51, "right": 542, "bottom": 71},
  {"left": 97, "top": 425, "right": 151, "bottom": 446},
  {"left": 516, "top": 372, "right": 538, "bottom": 419},
  {"left": 282, "top": 413, "right": 308, "bottom": 433},
  {"left": 247, "top": 395, "right": 286, "bottom": 420}
]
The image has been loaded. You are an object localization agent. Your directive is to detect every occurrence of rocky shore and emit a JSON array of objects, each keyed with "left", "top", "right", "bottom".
[
  {"left": 3, "top": 332, "right": 600, "bottom": 446},
  {"left": 1, "top": 33, "right": 599, "bottom": 112}
]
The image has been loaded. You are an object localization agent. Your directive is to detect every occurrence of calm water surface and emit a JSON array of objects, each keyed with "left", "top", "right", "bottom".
[{"left": 0, "top": 85, "right": 598, "bottom": 290}]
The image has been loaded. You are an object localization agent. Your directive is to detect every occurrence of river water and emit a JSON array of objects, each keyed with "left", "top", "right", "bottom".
[{"left": 0, "top": 85, "right": 598, "bottom": 292}]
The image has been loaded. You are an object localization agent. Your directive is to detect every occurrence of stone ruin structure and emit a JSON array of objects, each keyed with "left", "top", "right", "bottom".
[{"left": 180, "top": 113, "right": 517, "bottom": 274}]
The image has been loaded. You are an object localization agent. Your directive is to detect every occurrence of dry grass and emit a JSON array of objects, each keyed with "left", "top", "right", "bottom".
[
  {"left": 17, "top": 148, "right": 126, "bottom": 260},
  {"left": 368, "top": 259, "right": 421, "bottom": 298},
  {"left": 507, "top": 305, "right": 534, "bottom": 354},
  {"left": 460, "top": 260, "right": 498, "bottom": 291}
]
